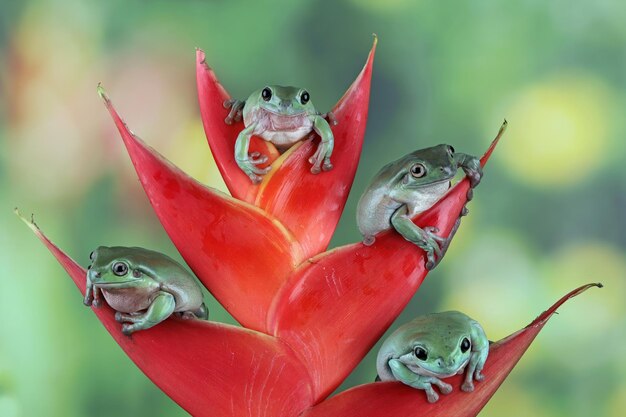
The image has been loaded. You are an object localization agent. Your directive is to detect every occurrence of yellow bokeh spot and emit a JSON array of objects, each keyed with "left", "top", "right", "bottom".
[
  {"left": 481, "top": 384, "right": 559, "bottom": 417},
  {"left": 608, "top": 384, "right": 626, "bottom": 417},
  {"left": 500, "top": 74, "right": 614, "bottom": 187},
  {"left": 539, "top": 241, "right": 626, "bottom": 370},
  {"left": 166, "top": 120, "right": 229, "bottom": 195}
]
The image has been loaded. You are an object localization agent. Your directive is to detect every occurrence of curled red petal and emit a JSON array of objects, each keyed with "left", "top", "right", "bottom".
[
  {"left": 299, "top": 283, "right": 602, "bottom": 417},
  {"left": 17, "top": 210, "right": 314, "bottom": 417},
  {"left": 197, "top": 38, "right": 376, "bottom": 259},
  {"left": 98, "top": 86, "right": 300, "bottom": 331},
  {"left": 268, "top": 123, "right": 506, "bottom": 400}
]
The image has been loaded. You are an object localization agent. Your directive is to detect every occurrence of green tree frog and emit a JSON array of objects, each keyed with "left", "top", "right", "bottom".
[
  {"left": 356, "top": 144, "right": 482, "bottom": 269},
  {"left": 224, "top": 85, "right": 336, "bottom": 183},
  {"left": 84, "top": 246, "right": 208, "bottom": 335},
  {"left": 376, "top": 311, "right": 489, "bottom": 403}
]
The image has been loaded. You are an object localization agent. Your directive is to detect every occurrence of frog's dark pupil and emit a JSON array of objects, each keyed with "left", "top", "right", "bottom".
[
  {"left": 460, "top": 337, "right": 471, "bottom": 353},
  {"left": 410, "top": 164, "right": 425, "bottom": 178},
  {"left": 301, "top": 91, "right": 310, "bottom": 105},
  {"left": 261, "top": 87, "right": 272, "bottom": 101},
  {"left": 414, "top": 347, "right": 428, "bottom": 360},
  {"left": 89, "top": 251, "right": 95, "bottom": 260},
  {"left": 112, "top": 262, "right": 128, "bottom": 276},
  {"left": 448, "top": 145, "right": 455, "bottom": 154}
]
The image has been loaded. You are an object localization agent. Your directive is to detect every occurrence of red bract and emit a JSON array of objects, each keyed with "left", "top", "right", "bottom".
[
  {"left": 18, "top": 37, "right": 589, "bottom": 417},
  {"left": 197, "top": 38, "right": 376, "bottom": 259},
  {"left": 101, "top": 67, "right": 505, "bottom": 397},
  {"left": 17, "top": 212, "right": 600, "bottom": 416}
]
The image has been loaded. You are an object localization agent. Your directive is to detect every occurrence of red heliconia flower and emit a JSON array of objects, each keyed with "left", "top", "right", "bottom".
[
  {"left": 17, "top": 38, "right": 602, "bottom": 417},
  {"left": 17, "top": 214, "right": 600, "bottom": 416}
]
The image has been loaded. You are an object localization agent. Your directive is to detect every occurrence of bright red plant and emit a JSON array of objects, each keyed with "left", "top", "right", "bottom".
[{"left": 18, "top": 38, "right": 602, "bottom": 417}]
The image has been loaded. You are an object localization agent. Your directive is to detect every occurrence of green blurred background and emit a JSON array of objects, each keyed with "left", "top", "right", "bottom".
[{"left": 1, "top": 0, "right": 625, "bottom": 416}]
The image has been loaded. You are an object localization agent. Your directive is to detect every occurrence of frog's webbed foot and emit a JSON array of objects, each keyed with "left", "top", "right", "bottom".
[
  {"left": 457, "top": 154, "right": 483, "bottom": 200},
  {"left": 236, "top": 152, "right": 271, "bottom": 184},
  {"left": 461, "top": 379, "right": 475, "bottom": 392},
  {"left": 178, "top": 304, "right": 209, "bottom": 321},
  {"left": 363, "top": 235, "right": 376, "bottom": 246},
  {"left": 321, "top": 111, "right": 338, "bottom": 126},
  {"left": 308, "top": 142, "right": 333, "bottom": 174},
  {"left": 223, "top": 99, "right": 245, "bottom": 125},
  {"left": 419, "top": 226, "right": 447, "bottom": 270},
  {"left": 83, "top": 291, "right": 93, "bottom": 306}
]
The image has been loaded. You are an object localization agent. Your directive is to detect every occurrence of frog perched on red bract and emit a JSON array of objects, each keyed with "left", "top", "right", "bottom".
[{"left": 19, "top": 37, "right": 601, "bottom": 417}]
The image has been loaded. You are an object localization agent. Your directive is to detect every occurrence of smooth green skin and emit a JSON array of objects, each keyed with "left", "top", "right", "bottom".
[
  {"left": 84, "top": 246, "right": 208, "bottom": 335},
  {"left": 224, "top": 85, "right": 335, "bottom": 184},
  {"left": 356, "top": 144, "right": 482, "bottom": 269},
  {"left": 376, "top": 311, "right": 489, "bottom": 403}
]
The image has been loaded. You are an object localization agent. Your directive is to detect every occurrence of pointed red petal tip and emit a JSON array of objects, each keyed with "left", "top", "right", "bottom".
[
  {"left": 480, "top": 119, "right": 507, "bottom": 167},
  {"left": 98, "top": 84, "right": 300, "bottom": 331},
  {"left": 268, "top": 128, "right": 507, "bottom": 400},
  {"left": 197, "top": 38, "right": 376, "bottom": 259},
  {"left": 300, "top": 283, "right": 602, "bottom": 417},
  {"left": 17, "top": 212, "right": 314, "bottom": 417}
]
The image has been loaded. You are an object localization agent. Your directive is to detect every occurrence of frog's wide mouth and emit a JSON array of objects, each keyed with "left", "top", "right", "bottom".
[
  {"left": 408, "top": 357, "right": 470, "bottom": 378},
  {"left": 406, "top": 176, "right": 453, "bottom": 190},
  {"left": 94, "top": 280, "right": 140, "bottom": 288},
  {"left": 259, "top": 106, "right": 307, "bottom": 117}
]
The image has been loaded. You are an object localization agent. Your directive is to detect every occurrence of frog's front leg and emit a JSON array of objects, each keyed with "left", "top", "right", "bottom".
[
  {"left": 83, "top": 277, "right": 102, "bottom": 307},
  {"left": 116, "top": 291, "right": 176, "bottom": 335},
  {"left": 389, "top": 359, "right": 452, "bottom": 403},
  {"left": 234, "top": 122, "right": 271, "bottom": 184},
  {"left": 309, "top": 115, "right": 334, "bottom": 174},
  {"left": 456, "top": 153, "right": 483, "bottom": 200},
  {"left": 83, "top": 277, "right": 94, "bottom": 306},
  {"left": 320, "top": 111, "right": 338, "bottom": 126},
  {"left": 390, "top": 205, "right": 447, "bottom": 270},
  {"left": 223, "top": 99, "right": 245, "bottom": 125},
  {"left": 461, "top": 320, "right": 489, "bottom": 392}
]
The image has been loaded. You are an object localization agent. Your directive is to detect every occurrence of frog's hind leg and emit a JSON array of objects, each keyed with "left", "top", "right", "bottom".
[
  {"left": 193, "top": 303, "right": 209, "bottom": 320},
  {"left": 117, "top": 292, "right": 176, "bottom": 335},
  {"left": 178, "top": 303, "right": 209, "bottom": 320},
  {"left": 223, "top": 99, "right": 245, "bottom": 124}
]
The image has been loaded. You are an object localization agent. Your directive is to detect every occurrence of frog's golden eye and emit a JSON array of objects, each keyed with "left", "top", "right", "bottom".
[
  {"left": 112, "top": 261, "right": 129, "bottom": 276},
  {"left": 410, "top": 163, "right": 426, "bottom": 178},
  {"left": 414, "top": 346, "right": 428, "bottom": 360},
  {"left": 300, "top": 90, "right": 310, "bottom": 105},
  {"left": 261, "top": 87, "right": 272, "bottom": 102},
  {"left": 460, "top": 337, "right": 471, "bottom": 353}
]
